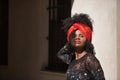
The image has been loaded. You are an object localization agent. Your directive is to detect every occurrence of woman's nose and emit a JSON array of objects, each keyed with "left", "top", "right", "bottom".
[{"left": 75, "top": 35, "right": 80, "bottom": 39}]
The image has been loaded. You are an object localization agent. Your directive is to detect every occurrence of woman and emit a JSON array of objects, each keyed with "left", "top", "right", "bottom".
[{"left": 57, "top": 13, "right": 105, "bottom": 80}]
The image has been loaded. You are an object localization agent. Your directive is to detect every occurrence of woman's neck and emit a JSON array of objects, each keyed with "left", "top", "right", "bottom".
[{"left": 75, "top": 50, "right": 87, "bottom": 60}]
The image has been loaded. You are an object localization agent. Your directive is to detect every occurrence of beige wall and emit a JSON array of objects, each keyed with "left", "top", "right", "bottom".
[
  {"left": 72, "top": 0, "right": 117, "bottom": 80},
  {"left": 0, "top": 0, "right": 66, "bottom": 80},
  {"left": 117, "top": 0, "right": 120, "bottom": 80},
  {"left": 0, "top": 0, "right": 49, "bottom": 80}
]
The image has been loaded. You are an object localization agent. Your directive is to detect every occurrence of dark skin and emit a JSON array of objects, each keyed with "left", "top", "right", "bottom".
[{"left": 70, "top": 30, "right": 87, "bottom": 60}]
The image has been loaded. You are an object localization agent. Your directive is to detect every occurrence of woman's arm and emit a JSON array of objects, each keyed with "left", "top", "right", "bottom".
[{"left": 57, "top": 42, "right": 74, "bottom": 64}]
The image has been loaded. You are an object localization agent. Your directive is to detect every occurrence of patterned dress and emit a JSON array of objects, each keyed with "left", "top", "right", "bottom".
[{"left": 57, "top": 44, "right": 105, "bottom": 80}]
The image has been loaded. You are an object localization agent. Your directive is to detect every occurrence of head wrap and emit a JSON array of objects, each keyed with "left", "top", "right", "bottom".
[{"left": 67, "top": 23, "right": 92, "bottom": 42}]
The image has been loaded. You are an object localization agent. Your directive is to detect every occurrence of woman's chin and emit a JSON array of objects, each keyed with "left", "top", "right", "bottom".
[
  {"left": 75, "top": 44, "right": 81, "bottom": 47},
  {"left": 74, "top": 45, "right": 81, "bottom": 48}
]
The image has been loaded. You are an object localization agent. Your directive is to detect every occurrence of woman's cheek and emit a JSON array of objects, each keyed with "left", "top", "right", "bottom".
[{"left": 70, "top": 40, "right": 75, "bottom": 47}]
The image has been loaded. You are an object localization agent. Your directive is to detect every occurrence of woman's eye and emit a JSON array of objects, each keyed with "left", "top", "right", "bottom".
[{"left": 80, "top": 35, "right": 84, "bottom": 37}]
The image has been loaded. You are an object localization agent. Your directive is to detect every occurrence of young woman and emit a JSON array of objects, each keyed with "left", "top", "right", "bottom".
[{"left": 57, "top": 13, "right": 105, "bottom": 80}]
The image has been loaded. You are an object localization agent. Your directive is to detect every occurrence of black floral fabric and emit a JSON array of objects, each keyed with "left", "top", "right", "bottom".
[{"left": 57, "top": 43, "right": 105, "bottom": 80}]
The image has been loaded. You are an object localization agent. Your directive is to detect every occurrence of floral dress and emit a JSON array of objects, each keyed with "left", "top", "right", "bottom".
[{"left": 57, "top": 44, "right": 105, "bottom": 80}]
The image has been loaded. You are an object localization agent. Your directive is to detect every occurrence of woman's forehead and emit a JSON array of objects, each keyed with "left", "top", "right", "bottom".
[{"left": 75, "top": 30, "right": 83, "bottom": 35}]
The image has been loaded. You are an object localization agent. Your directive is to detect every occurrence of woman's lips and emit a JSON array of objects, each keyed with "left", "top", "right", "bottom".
[{"left": 75, "top": 40, "right": 81, "bottom": 44}]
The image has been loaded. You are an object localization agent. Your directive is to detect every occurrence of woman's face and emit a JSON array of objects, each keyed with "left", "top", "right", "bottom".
[{"left": 70, "top": 30, "right": 87, "bottom": 49}]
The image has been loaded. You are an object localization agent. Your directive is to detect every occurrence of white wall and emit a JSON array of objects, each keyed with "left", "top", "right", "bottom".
[{"left": 72, "top": 0, "right": 117, "bottom": 80}]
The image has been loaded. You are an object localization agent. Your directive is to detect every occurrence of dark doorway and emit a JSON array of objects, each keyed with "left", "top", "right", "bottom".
[
  {"left": 0, "top": 0, "right": 8, "bottom": 65},
  {"left": 47, "top": 0, "right": 72, "bottom": 72}
]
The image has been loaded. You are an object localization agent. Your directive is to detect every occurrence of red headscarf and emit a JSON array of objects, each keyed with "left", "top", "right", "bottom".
[{"left": 67, "top": 23, "right": 92, "bottom": 42}]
